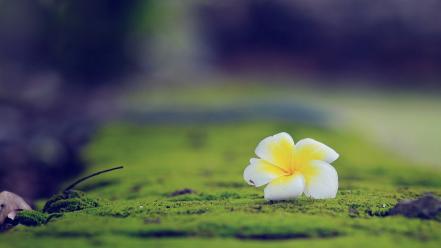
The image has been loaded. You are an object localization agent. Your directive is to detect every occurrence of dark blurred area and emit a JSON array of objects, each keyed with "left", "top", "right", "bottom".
[
  {"left": 1, "top": 0, "right": 440, "bottom": 200},
  {"left": 0, "top": 0, "right": 138, "bottom": 84},
  {"left": 199, "top": 0, "right": 441, "bottom": 85},
  {"left": 0, "top": 0, "right": 144, "bottom": 200}
]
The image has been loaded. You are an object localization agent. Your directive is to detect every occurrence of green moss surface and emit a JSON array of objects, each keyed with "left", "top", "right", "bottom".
[
  {"left": 13, "top": 210, "right": 49, "bottom": 226},
  {"left": 1, "top": 122, "right": 440, "bottom": 247}
]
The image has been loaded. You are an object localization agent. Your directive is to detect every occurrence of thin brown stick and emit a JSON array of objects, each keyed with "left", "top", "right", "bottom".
[{"left": 63, "top": 166, "right": 124, "bottom": 192}]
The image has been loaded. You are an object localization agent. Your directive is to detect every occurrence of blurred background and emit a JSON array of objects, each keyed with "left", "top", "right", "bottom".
[{"left": 1, "top": 0, "right": 440, "bottom": 201}]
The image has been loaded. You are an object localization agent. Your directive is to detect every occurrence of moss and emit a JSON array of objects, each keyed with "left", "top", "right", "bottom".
[
  {"left": 2, "top": 121, "right": 441, "bottom": 247},
  {"left": 43, "top": 190, "right": 99, "bottom": 214},
  {"left": 14, "top": 210, "right": 49, "bottom": 226}
]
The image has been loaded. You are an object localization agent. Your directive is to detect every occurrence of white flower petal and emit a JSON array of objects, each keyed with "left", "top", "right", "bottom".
[
  {"left": 243, "top": 158, "right": 286, "bottom": 187},
  {"left": 303, "top": 160, "right": 338, "bottom": 199},
  {"left": 295, "top": 138, "right": 339, "bottom": 163},
  {"left": 264, "top": 174, "right": 305, "bottom": 201},
  {"left": 255, "top": 132, "right": 294, "bottom": 171},
  {"left": 7, "top": 211, "right": 16, "bottom": 220}
]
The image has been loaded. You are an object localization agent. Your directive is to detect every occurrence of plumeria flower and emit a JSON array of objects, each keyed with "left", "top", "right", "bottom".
[{"left": 244, "top": 132, "right": 339, "bottom": 201}]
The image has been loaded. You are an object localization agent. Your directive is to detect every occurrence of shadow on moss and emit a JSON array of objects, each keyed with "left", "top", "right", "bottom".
[
  {"left": 127, "top": 229, "right": 190, "bottom": 238},
  {"left": 235, "top": 229, "right": 341, "bottom": 240}
]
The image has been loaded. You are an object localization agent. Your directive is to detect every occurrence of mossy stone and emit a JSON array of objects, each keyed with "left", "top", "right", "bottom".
[{"left": 2, "top": 121, "right": 441, "bottom": 247}]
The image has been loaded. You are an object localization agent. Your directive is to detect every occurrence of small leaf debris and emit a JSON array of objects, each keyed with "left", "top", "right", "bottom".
[{"left": 169, "top": 188, "right": 194, "bottom": 197}]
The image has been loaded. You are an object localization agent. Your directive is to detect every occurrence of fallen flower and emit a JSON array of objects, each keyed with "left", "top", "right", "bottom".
[
  {"left": 244, "top": 132, "right": 339, "bottom": 201},
  {"left": 0, "top": 191, "right": 32, "bottom": 225}
]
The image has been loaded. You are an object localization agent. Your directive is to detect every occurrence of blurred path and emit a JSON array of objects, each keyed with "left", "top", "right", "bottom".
[
  {"left": 124, "top": 84, "right": 441, "bottom": 169},
  {"left": 321, "top": 92, "right": 441, "bottom": 169}
]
